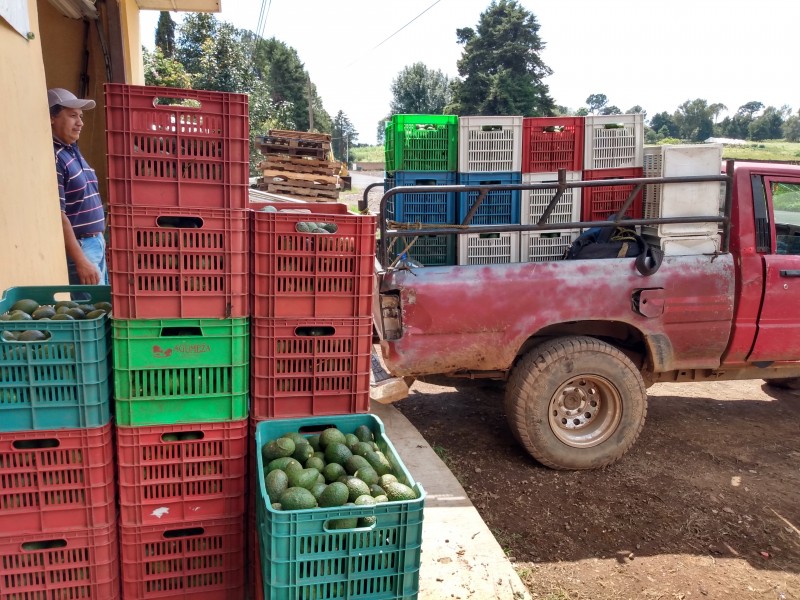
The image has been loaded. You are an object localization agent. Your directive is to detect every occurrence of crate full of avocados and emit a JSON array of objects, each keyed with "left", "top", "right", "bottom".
[
  {"left": 255, "top": 414, "right": 425, "bottom": 600},
  {"left": 0, "top": 285, "right": 112, "bottom": 432}
]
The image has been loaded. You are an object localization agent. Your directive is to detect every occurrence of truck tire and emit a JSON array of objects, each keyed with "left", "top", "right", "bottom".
[{"left": 505, "top": 336, "right": 647, "bottom": 470}]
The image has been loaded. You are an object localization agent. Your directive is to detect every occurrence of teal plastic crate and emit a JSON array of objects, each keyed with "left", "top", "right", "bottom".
[
  {"left": 385, "top": 114, "right": 458, "bottom": 175},
  {"left": 112, "top": 317, "right": 249, "bottom": 426},
  {"left": 255, "top": 414, "right": 425, "bottom": 600},
  {"left": 0, "top": 285, "right": 111, "bottom": 431}
]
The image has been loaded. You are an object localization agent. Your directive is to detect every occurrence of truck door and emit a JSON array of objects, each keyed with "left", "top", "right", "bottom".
[{"left": 748, "top": 177, "right": 800, "bottom": 362}]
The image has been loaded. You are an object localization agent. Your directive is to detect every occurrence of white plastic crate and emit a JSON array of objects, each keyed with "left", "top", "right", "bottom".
[
  {"left": 584, "top": 114, "right": 644, "bottom": 170},
  {"left": 521, "top": 229, "right": 579, "bottom": 263},
  {"left": 642, "top": 143, "right": 723, "bottom": 237},
  {"left": 521, "top": 172, "right": 582, "bottom": 226},
  {"left": 644, "top": 233, "right": 721, "bottom": 256},
  {"left": 458, "top": 232, "right": 520, "bottom": 265},
  {"left": 458, "top": 116, "right": 523, "bottom": 173}
]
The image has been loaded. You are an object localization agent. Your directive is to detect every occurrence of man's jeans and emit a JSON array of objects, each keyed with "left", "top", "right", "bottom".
[{"left": 67, "top": 234, "right": 108, "bottom": 299}]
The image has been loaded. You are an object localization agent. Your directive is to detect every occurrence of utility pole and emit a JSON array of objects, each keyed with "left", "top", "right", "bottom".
[{"left": 306, "top": 74, "right": 314, "bottom": 131}]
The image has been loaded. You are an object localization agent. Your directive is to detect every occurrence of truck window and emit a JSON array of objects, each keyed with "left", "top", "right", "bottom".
[{"left": 771, "top": 181, "right": 800, "bottom": 255}]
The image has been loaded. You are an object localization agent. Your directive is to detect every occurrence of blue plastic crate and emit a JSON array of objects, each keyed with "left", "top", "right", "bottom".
[
  {"left": 458, "top": 171, "right": 522, "bottom": 226},
  {"left": 255, "top": 414, "right": 425, "bottom": 600},
  {"left": 385, "top": 172, "right": 457, "bottom": 225},
  {"left": 0, "top": 286, "right": 112, "bottom": 431},
  {"left": 387, "top": 234, "right": 457, "bottom": 268}
]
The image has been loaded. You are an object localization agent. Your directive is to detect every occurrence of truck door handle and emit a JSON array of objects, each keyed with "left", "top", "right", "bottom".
[{"left": 779, "top": 270, "right": 800, "bottom": 277}]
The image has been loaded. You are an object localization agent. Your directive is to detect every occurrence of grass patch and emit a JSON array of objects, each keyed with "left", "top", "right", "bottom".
[
  {"left": 351, "top": 145, "right": 384, "bottom": 163},
  {"left": 432, "top": 444, "right": 451, "bottom": 466},
  {"left": 722, "top": 140, "right": 800, "bottom": 162}
]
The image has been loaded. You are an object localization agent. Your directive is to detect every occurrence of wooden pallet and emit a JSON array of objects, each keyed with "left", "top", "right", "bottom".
[
  {"left": 259, "top": 181, "right": 339, "bottom": 201},
  {"left": 257, "top": 141, "right": 328, "bottom": 160},
  {"left": 258, "top": 156, "right": 341, "bottom": 177},
  {"left": 268, "top": 130, "right": 331, "bottom": 143},
  {"left": 261, "top": 170, "right": 339, "bottom": 186}
]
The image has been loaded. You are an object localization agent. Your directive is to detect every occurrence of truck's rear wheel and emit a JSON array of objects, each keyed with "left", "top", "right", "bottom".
[{"left": 505, "top": 336, "right": 647, "bottom": 470}]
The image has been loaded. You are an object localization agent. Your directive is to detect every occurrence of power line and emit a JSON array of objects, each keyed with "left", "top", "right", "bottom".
[{"left": 345, "top": 0, "right": 444, "bottom": 69}]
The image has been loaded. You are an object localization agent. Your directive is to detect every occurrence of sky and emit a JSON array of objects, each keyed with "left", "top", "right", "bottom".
[{"left": 140, "top": 0, "right": 798, "bottom": 145}]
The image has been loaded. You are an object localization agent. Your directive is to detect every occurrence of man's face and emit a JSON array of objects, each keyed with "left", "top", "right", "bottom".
[{"left": 50, "top": 108, "right": 84, "bottom": 145}]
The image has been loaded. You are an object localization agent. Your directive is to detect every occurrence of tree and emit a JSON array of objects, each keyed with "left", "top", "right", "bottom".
[
  {"left": 389, "top": 63, "right": 451, "bottom": 115},
  {"left": 155, "top": 11, "right": 176, "bottom": 58},
  {"left": 175, "top": 13, "right": 217, "bottom": 77},
  {"left": 626, "top": 105, "right": 647, "bottom": 121},
  {"left": 586, "top": 93, "right": 608, "bottom": 114},
  {"left": 748, "top": 105, "right": 788, "bottom": 141},
  {"left": 783, "top": 109, "right": 800, "bottom": 142},
  {"left": 600, "top": 105, "right": 621, "bottom": 115},
  {"left": 143, "top": 46, "right": 191, "bottom": 89},
  {"left": 194, "top": 21, "right": 253, "bottom": 93},
  {"left": 673, "top": 99, "right": 718, "bottom": 141},
  {"left": 649, "top": 111, "right": 678, "bottom": 138},
  {"left": 376, "top": 116, "right": 390, "bottom": 145},
  {"left": 737, "top": 101, "right": 764, "bottom": 119},
  {"left": 449, "top": 0, "right": 554, "bottom": 116},
  {"left": 331, "top": 111, "right": 358, "bottom": 165}
]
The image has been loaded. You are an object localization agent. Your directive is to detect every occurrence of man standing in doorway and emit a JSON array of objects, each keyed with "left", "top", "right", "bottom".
[{"left": 48, "top": 87, "right": 107, "bottom": 285}]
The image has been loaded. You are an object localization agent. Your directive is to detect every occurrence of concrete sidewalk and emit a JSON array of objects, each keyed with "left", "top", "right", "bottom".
[{"left": 371, "top": 402, "right": 532, "bottom": 600}]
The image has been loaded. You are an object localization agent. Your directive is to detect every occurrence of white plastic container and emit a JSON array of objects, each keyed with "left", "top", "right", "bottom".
[
  {"left": 645, "top": 233, "right": 721, "bottom": 256},
  {"left": 584, "top": 114, "right": 644, "bottom": 170},
  {"left": 521, "top": 172, "right": 581, "bottom": 226},
  {"left": 642, "top": 143, "right": 723, "bottom": 237},
  {"left": 458, "top": 116, "right": 523, "bottom": 173},
  {"left": 458, "top": 231, "right": 520, "bottom": 265},
  {"left": 520, "top": 229, "right": 579, "bottom": 263}
]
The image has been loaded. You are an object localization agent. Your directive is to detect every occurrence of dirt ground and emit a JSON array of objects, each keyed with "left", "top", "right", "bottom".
[{"left": 393, "top": 376, "right": 800, "bottom": 600}]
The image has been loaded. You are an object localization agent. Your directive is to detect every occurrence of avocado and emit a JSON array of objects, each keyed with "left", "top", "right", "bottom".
[
  {"left": 85, "top": 310, "right": 107, "bottom": 320},
  {"left": 383, "top": 481, "right": 417, "bottom": 502},
  {"left": 10, "top": 299, "right": 39, "bottom": 315},
  {"left": 54, "top": 301, "right": 78, "bottom": 310},
  {"left": 317, "top": 481, "right": 349, "bottom": 508},
  {"left": 369, "top": 484, "right": 387, "bottom": 498},
  {"left": 310, "top": 482, "right": 327, "bottom": 501},
  {"left": 265, "top": 469, "right": 289, "bottom": 504},
  {"left": 305, "top": 456, "right": 325, "bottom": 472},
  {"left": 354, "top": 425, "right": 373, "bottom": 443},
  {"left": 351, "top": 441, "right": 374, "bottom": 458},
  {"left": 307, "top": 434, "right": 321, "bottom": 452},
  {"left": 262, "top": 437, "right": 296, "bottom": 462},
  {"left": 291, "top": 439, "right": 314, "bottom": 463},
  {"left": 344, "top": 433, "right": 359, "bottom": 448},
  {"left": 93, "top": 302, "right": 112, "bottom": 313},
  {"left": 343, "top": 476, "right": 371, "bottom": 503},
  {"left": 377, "top": 474, "right": 398, "bottom": 489},
  {"left": 65, "top": 308, "right": 86, "bottom": 320},
  {"left": 32, "top": 306, "right": 56, "bottom": 320},
  {"left": 364, "top": 450, "right": 392, "bottom": 476},
  {"left": 8, "top": 311, "right": 32, "bottom": 321},
  {"left": 354, "top": 466, "right": 379, "bottom": 486},
  {"left": 344, "top": 454, "right": 370, "bottom": 475},
  {"left": 322, "top": 462, "right": 346, "bottom": 483},
  {"left": 324, "top": 442, "right": 353, "bottom": 466},
  {"left": 318, "top": 428, "right": 346, "bottom": 449},
  {"left": 296, "top": 221, "right": 312, "bottom": 233},
  {"left": 17, "top": 330, "right": 47, "bottom": 342},
  {"left": 266, "top": 456, "right": 301, "bottom": 474},
  {"left": 279, "top": 487, "right": 317, "bottom": 511},
  {"left": 51, "top": 314, "right": 75, "bottom": 321},
  {"left": 287, "top": 467, "right": 320, "bottom": 491}
]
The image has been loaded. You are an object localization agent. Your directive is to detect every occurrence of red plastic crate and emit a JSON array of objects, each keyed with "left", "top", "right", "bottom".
[
  {"left": 0, "top": 523, "right": 119, "bottom": 599},
  {"left": 250, "top": 317, "right": 372, "bottom": 419},
  {"left": 105, "top": 83, "right": 249, "bottom": 210},
  {"left": 109, "top": 206, "right": 249, "bottom": 319},
  {"left": 117, "top": 420, "right": 248, "bottom": 526},
  {"left": 251, "top": 204, "right": 376, "bottom": 319},
  {"left": 120, "top": 516, "right": 246, "bottom": 600},
  {"left": 522, "top": 116, "right": 585, "bottom": 173},
  {"left": 581, "top": 167, "right": 644, "bottom": 222},
  {"left": 0, "top": 423, "right": 116, "bottom": 536}
]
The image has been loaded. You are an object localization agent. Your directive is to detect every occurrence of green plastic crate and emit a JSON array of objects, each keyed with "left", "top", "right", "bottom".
[
  {"left": 255, "top": 414, "right": 425, "bottom": 600},
  {"left": 0, "top": 285, "right": 111, "bottom": 431},
  {"left": 113, "top": 317, "right": 249, "bottom": 426},
  {"left": 385, "top": 114, "right": 458, "bottom": 175}
]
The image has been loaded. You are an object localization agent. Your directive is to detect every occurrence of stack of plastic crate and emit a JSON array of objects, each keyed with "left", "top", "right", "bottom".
[
  {"left": 520, "top": 116, "right": 584, "bottom": 263},
  {"left": 0, "top": 284, "right": 119, "bottom": 599},
  {"left": 249, "top": 201, "right": 377, "bottom": 597},
  {"left": 104, "top": 83, "right": 249, "bottom": 600},
  {"left": 457, "top": 116, "right": 523, "bottom": 265},
  {"left": 582, "top": 114, "right": 645, "bottom": 223},
  {"left": 383, "top": 114, "right": 459, "bottom": 266},
  {"left": 641, "top": 143, "right": 724, "bottom": 255}
]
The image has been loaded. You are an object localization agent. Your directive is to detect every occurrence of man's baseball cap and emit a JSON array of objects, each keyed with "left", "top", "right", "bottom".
[{"left": 47, "top": 88, "right": 96, "bottom": 110}]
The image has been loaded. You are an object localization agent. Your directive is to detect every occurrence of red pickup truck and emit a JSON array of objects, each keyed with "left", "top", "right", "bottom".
[{"left": 372, "top": 160, "right": 800, "bottom": 470}]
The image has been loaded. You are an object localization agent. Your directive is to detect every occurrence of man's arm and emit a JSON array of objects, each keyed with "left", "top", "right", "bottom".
[{"left": 61, "top": 212, "right": 100, "bottom": 284}]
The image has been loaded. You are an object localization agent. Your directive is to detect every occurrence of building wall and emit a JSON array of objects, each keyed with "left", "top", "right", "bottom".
[{"left": 0, "top": 0, "right": 67, "bottom": 288}]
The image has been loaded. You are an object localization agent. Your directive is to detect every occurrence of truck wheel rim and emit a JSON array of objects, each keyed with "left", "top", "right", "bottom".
[{"left": 548, "top": 375, "right": 622, "bottom": 448}]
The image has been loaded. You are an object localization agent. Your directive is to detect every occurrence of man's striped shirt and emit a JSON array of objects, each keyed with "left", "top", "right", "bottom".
[{"left": 54, "top": 138, "right": 105, "bottom": 236}]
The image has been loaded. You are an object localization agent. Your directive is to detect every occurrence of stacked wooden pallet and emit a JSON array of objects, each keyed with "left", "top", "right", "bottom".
[{"left": 255, "top": 130, "right": 342, "bottom": 201}]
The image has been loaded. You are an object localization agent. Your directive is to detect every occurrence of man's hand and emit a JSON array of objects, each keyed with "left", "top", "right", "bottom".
[{"left": 61, "top": 212, "right": 100, "bottom": 284}]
